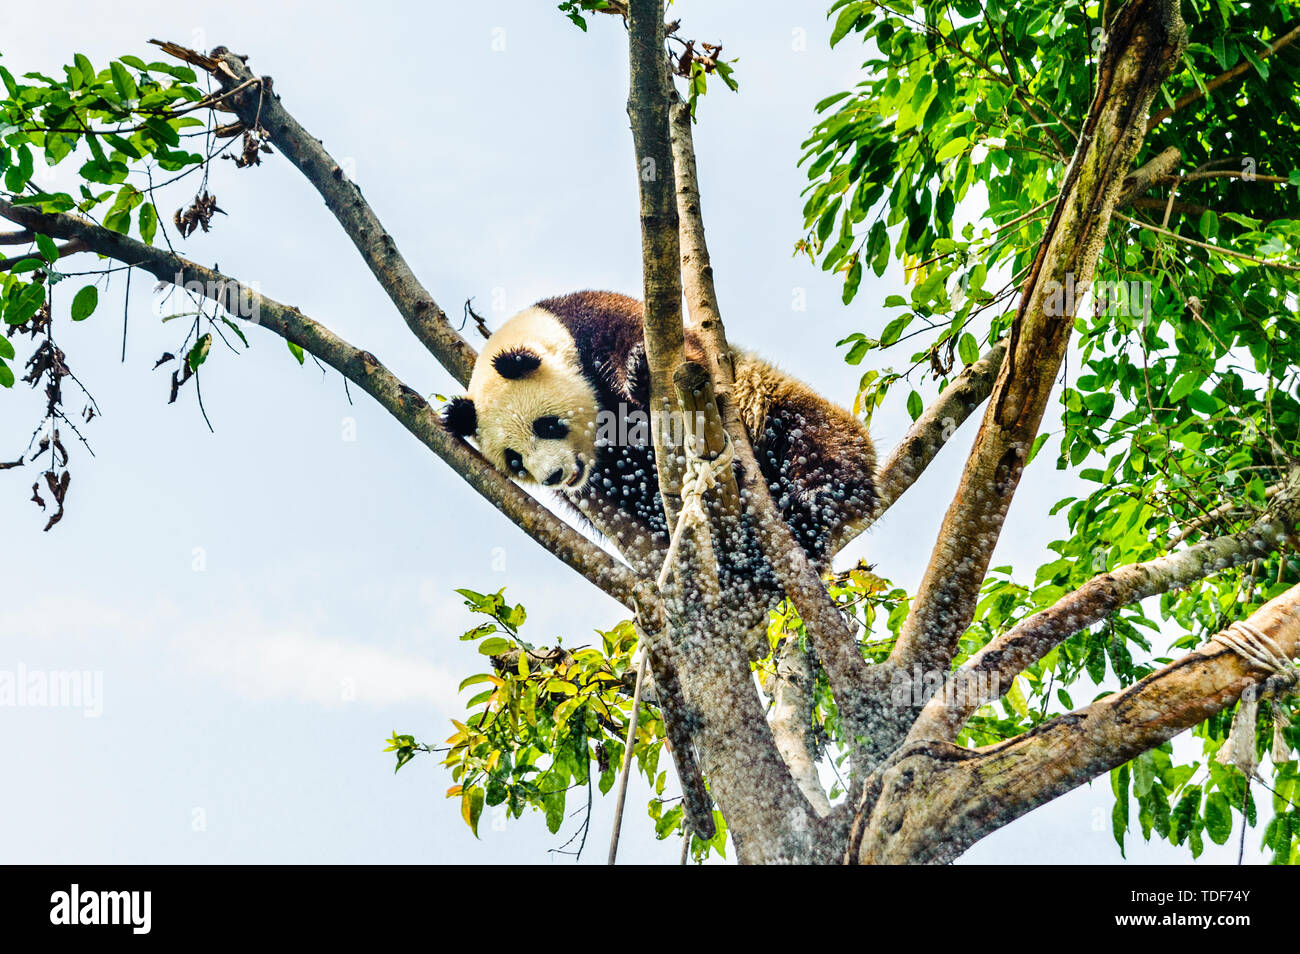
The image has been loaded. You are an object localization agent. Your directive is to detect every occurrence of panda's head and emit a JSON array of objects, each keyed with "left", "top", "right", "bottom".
[{"left": 442, "top": 306, "right": 599, "bottom": 491}]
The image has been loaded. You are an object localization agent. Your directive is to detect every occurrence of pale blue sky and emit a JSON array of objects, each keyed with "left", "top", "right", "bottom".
[{"left": 0, "top": 0, "right": 1264, "bottom": 864}]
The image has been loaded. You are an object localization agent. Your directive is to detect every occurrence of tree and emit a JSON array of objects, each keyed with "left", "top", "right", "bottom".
[{"left": 2, "top": 0, "right": 1298, "bottom": 864}]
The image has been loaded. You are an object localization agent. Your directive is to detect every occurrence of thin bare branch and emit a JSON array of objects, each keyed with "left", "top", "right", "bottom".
[
  {"left": 1169, "top": 478, "right": 1285, "bottom": 546},
  {"left": 1116, "top": 211, "right": 1300, "bottom": 272},
  {"left": 172, "top": 45, "right": 480, "bottom": 385},
  {"left": 832, "top": 336, "right": 1009, "bottom": 557},
  {"left": 0, "top": 238, "right": 89, "bottom": 272}
]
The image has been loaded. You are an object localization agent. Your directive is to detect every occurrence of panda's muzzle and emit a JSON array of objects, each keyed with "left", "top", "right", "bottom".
[{"left": 566, "top": 455, "right": 589, "bottom": 488}]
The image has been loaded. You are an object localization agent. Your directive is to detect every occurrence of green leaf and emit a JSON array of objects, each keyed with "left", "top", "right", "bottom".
[
  {"left": 957, "top": 332, "right": 979, "bottom": 366},
  {"left": 462, "top": 785, "right": 485, "bottom": 837},
  {"left": 478, "top": 637, "right": 512, "bottom": 655},
  {"left": 879, "top": 315, "right": 910, "bottom": 347},
  {"left": 1187, "top": 390, "right": 1217, "bottom": 414},
  {"left": 35, "top": 234, "right": 59, "bottom": 263},
  {"left": 70, "top": 285, "right": 98, "bottom": 321},
  {"left": 187, "top": 333, "right": 211, "bottom": 371},
  {"left": 0, "top": 360, "right": 12, "bottom": 388},
  {"left": 109, "top": 60, "right": 137, "bottom": 102},
  {"left": 935, "top": 137, "right": 971, "bottom": 162},
  {"left": 139, "top": 203, "right": 157, "bottom": 246},
  {"left": 906, "top": 389, "right": 923, "bottom": 421},
  {"left": 842, "top": 259, "right": 863, "bottom": 304},
  {"left": 829, "top": 6, "right": 862, "bottom": 46},
  {"left": 1241, "top": 45, "right": 1269, "bottom": 81},
  {"left": 1204, "top": 792, "right": 1233, "bottom": 845},
  {"left": 287, "top": 340, "right": 305, "bottom": 364},
  {"left": 74, "top": 54, "right": 95, "bottom": 86}
]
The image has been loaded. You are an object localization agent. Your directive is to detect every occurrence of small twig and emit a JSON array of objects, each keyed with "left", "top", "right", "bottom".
[{"left": 1115, "top": 212, "right": 1300, "bottom": 272}]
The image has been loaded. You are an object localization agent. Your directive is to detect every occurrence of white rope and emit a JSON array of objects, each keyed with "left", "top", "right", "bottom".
[
  {"left": 607, "top": 431, "right": 735, "bottom": 865},
  {"left": 1210, "top": 620, "right": 1298, "bottom": 774},
  {"left": 654, "top": 433, "right": 735, "bottom": 591}
]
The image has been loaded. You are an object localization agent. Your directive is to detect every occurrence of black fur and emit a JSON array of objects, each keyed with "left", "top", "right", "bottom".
[
  {"left": 442, "top": 396, "right": 478, "bottom": 438},
  {"left": 492, "top": 347, "right": 542, "bottom": 380}
]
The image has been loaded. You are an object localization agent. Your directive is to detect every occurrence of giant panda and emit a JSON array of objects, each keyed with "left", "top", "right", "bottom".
[{"left": 442, "top": 290, "right": 876, "bottom": 615}]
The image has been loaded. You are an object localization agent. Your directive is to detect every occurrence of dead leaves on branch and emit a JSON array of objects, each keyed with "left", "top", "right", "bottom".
[
  {"left": 22, "top": 338, "right": 70, "bottom": 390},
  {"left": 672, "top": 38, "right": 726, "bottom": 80},
  {"left": 224, "top": 127, "right": 273, "bottom": 168},
  {"left": 30, "top": 467, "right": 70, "bottom": 531},
  {"left": 173, "top": 190, "right": 225, "bottom": 238}
]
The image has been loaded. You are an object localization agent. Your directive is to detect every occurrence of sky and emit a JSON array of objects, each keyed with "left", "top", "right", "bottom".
[{"left": 0, "top": 0, "right": 1269, "bottom": 864}]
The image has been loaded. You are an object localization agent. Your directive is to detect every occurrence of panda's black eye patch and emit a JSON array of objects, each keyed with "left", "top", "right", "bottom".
[
  {"left": 504, "top": 449, "right": 527, "bottom": 476},
  {"left": 533, "top": 416, "right": 569, "bottom": 440}
]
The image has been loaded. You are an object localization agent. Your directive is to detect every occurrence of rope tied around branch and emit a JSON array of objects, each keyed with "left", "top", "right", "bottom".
[
  {"left": 655, "top": 431, "right": 735, "bottom": 590},
  {"left": 1210, "top": 620, "right": 1299, "bottom": 774},
  {"left": 608, "top": 428, "right": 735, "bottom": 864}
]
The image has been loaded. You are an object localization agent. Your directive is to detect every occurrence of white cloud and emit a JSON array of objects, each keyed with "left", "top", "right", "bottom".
[
  {"left": 175, "top": 625, "right": 463, "bottom": 711},
  {"left": 1, "top": 593, "right": 463, "bottom": 713}
]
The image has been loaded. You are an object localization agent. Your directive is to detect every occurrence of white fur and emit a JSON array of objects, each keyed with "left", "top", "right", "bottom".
[{"left": 467, "top": 308, "right": 599, "bottom": 489}]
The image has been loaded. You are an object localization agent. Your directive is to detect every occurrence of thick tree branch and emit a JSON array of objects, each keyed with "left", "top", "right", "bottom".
[
  {"left": 168, "top": 44, "right": 479, "bottom": 386},
  {"left": 831, "top": 337, "right": 1009, "bottom": 557},
  {"left": 768, "top": 638, "right": 833, "bottom": 816},
  {"left": 627, "top": 0, "right": 819, "bottom": 862},
  {"left": 669, "top": 100, "right": 876, "bottom": 747},
  {"left": 907, "top": 467, "right": 1300, "bottom": 744},
  {"left": 627, "top": 9, "right": 687, "bottom": 511},
  {"left": 853, "top": 581, "right": 1300, "bottom": 864},
  {"left": 1116, "top": 144, "right": 1181, "bottom": 204},
  {"left": 888, "top": 0, "right": 1186, "bottom": 679},
  {"left": 0, "top": 198, "right": 639, "bottom": 607}
]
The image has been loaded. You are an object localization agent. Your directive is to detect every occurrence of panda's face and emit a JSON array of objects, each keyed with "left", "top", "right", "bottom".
[{"left": 444, "top": 308, "right": 599, "bottom": 492}]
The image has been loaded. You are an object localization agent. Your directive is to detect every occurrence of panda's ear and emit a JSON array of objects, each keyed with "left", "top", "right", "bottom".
[
  {"left": 442, "top": 396, "right": 478, "bottom": 438},
  {"left": 492, "top": 347, "right": 542, "bottom": 380}
]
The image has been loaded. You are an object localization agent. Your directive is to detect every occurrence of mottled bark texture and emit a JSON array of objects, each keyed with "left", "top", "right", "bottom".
[
  {"left": 669, "top": 94, "right": 877, "bottom": 778},
  {"left": 627, "top": 0, "right": 819, "bottom": 863},
  {"left": 908, "top": 468, "right": 1300, "bottom": 743}
]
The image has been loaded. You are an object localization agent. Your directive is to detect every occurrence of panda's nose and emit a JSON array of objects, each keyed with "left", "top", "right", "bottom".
[{"left": 542, "top": 469, "right": 565, "bottom": 487}]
